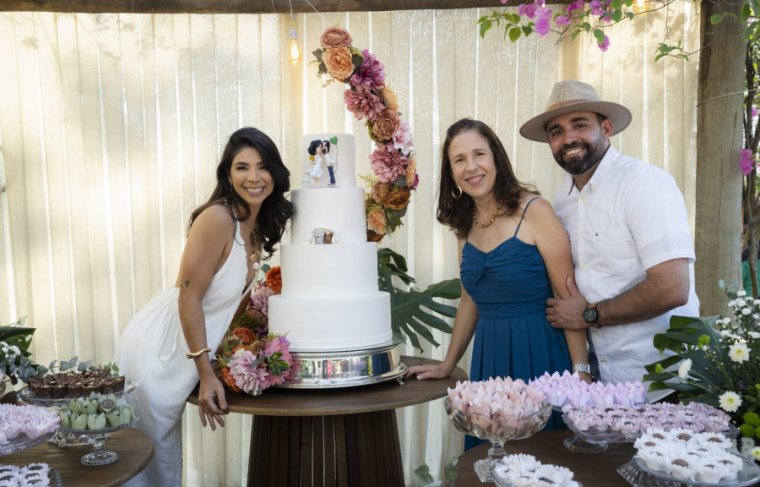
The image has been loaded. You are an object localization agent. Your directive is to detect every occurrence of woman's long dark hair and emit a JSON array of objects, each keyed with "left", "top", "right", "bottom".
[
  {"left": 437, "top": 118, "right": 536, "bottom": 239},
  {"left": 189, "top": 127, "right": 293, "bottom": 259}
]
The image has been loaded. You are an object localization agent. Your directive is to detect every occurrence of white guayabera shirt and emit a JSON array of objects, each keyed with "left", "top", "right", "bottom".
[{"left": 554, "top": 146, "right": 700, "bottom": 402}]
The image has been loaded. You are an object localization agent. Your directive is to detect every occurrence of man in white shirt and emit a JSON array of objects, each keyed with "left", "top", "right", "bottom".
[{"left": 520, "top": 80, "right": 700, "bottom": 400}]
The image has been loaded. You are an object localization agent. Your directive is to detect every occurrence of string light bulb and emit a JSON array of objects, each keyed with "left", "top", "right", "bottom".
[{"left": 288, "top": 28, "right": 301, "bottom": 66}]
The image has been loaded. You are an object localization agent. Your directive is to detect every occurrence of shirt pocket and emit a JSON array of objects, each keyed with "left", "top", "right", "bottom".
[{"left": 589, "top": 228, "right": 638, "bottom": 276}]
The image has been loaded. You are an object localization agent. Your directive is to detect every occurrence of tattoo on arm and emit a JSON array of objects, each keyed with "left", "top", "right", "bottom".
[{"left": 182, "top": 280, "right": 191, "bottom": 288}]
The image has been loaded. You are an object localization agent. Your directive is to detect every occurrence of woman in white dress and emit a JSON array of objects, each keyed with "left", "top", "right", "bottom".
[{"left": 114, "top": 127, "right": 293, "bottom": 486}]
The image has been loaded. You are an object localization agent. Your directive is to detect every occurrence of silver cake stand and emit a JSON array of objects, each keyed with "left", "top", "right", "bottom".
[{"left": 279, "top": 339, "right": 407, "bottom": 389}]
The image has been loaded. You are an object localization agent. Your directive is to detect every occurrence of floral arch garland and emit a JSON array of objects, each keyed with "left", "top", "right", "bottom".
[{"left": 313, "top": 27, "right": 419, "bottom": 243}]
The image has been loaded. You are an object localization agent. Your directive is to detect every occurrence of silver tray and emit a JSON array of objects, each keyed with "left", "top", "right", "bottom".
[{"left": 278, "top": 340, "right": 407, "bottom": 389}]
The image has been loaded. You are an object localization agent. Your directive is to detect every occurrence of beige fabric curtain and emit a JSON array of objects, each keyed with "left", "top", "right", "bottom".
[{"left": 0, "top": 3, "right": 699, "bottom": 485}]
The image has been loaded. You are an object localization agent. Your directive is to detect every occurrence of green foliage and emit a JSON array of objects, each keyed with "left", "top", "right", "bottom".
[
  {"left": 377, "top": 248, "right": 459, "bottom": 352},
  {"left": 413, "top": 464, "right": 435, "bottom": 487},
  {"left": 0, "top": 319, "right": 48, "bottom": 384}
]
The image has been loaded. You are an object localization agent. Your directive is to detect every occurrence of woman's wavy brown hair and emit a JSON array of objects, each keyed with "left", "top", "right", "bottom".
[{"left": 437, "top": 118, "right": 536, "bottom": 239}]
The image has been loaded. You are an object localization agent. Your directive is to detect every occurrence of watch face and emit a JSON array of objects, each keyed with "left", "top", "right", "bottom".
[{"left": 583, "top": 307, "right": 599, "bottom": 324}]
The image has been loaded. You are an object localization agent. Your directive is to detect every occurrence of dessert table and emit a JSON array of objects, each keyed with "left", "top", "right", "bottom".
[
  {"left": 0, "top": 428, "right": 154, "bottom": 486},
  {"left": 456, "top": 429, "right": 634, "bottom": 486},
  {"left": 187, "top": 355, "right": 466, "bottom": 487}
]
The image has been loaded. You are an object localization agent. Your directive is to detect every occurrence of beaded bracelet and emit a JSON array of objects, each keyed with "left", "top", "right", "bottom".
[{"left": 185, "top": 347, "right": 212, "bottom": 359}]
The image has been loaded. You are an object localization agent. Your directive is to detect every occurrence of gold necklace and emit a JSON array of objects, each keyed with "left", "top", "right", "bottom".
[{"left": 473, "top": 206, "right": 503, "bottom": 229}]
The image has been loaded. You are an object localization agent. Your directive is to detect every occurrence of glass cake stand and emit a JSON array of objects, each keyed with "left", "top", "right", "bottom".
[
  {"left": 444, "top": 398, "right": 552, "bottom": 482},
  {"left": 561, "top": 412, "right": 640, "bottom": 453},
  {"left": 17, "top": 380, "right": 136, "bottom": 408},
  {"left": 59, "top": 422, "right": 135, "bottom": 466},
  {"left": 0, "top": 431, "right": 53, "bottom": 456}
]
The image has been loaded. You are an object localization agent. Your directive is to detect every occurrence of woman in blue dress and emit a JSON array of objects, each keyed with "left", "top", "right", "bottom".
[{"left": 407, "top": 119, "right": 589, "bottom": 448}]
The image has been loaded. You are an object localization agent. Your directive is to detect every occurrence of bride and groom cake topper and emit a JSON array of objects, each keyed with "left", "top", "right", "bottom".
[{"left": 304, "top": 135, "right": 340, "bottom": 188}]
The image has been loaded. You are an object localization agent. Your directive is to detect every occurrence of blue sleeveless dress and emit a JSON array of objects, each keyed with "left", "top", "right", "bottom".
[{"left": 461, "top": 198, "right": 571, "bottom": 449}]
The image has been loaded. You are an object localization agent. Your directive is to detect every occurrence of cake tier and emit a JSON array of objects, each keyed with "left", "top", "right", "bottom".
[
  {"left": 279, "top": 242, "right": 378, "bottom": 297},
  {"left": 268, "top": 292, "right": 392, "bottom": 351},
  {"left": 301, "top": 133, "right": 355, "bottom": 188},
  {"left": 291, "top": 187, "right": 367, "bottom": 244}
]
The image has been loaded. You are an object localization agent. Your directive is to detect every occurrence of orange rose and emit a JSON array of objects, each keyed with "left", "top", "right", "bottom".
[
  {"left": 231, "top": 326, "right": 257, "bottom": 344},
  {"left": 220, "top": 368, "right": 240, "bottom": 393},
  {"left": 321, "top": 26, "right": 352, "bottom": 48},
  {"left": 367, "top": 207, "right": 387, "bottom": 235},
  {"left": 371, "top": 109, "right": 400, "bottom": 142},
  {"left": 383, "top": 188, "right": 411, "bottom": 211},
  {"left": 405, "top": 159, "right": 417, "bottom": 188},
  {"left": 371, "top": 181, "right": 390, "bottom": 204},
  {"left": 323, "top": 47, "right": 355, "bottom": 82},
  {"left": 265, "top": 266, "right": 282, "bottom": 295},
  {"left": 382, "top": 87, "right": 398, "bottom": 111}
]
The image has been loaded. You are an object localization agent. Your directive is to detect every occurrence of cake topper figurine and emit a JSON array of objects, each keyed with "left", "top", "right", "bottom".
[
  {"left": 306, "top": 138, "right": 338, "bottom": 188},
  {"left": 311, "top": 227, "right": 335, "bottom": 244}
]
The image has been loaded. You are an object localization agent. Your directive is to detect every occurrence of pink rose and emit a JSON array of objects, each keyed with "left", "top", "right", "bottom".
[
  {"left": 392, "top": 121, "right": 414, "bottom": 155},
  {"left": 344, "top": 87, "right": 384, "bottom": 121},
  {"left": 370, "top": 145, "right": 407, "bottom": 183},
  {"left": 320, "top": 26, "right": 352, "bottom": 48}
]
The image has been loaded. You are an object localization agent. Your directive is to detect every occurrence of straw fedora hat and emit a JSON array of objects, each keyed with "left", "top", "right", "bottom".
[{"left": 519, "top": 80, "right": 632, "bottom": 143}]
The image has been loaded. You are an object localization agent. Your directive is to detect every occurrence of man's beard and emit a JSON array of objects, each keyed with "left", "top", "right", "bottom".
[{"left": 553, "top": 140, "right": 609, "bottom": 176}]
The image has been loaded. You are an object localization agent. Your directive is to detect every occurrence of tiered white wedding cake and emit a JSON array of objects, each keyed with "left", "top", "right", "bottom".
[{"left": 268, "top": 134, "right": 392, "bottom": 352}]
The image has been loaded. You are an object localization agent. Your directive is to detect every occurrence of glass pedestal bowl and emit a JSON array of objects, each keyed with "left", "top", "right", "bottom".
[
  {"left": 444, "top": 398, "right": 552, "bottom": 482},
  {"left": 59, "top": 422, "right": 134, "bottom": 466}
]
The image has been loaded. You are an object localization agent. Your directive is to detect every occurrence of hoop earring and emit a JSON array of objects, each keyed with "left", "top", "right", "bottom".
[{"left": 452, "top": 186, "right": 463, "bottom": 200}]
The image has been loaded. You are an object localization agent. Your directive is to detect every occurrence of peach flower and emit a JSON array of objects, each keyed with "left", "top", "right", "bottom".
[
  {"left": 231, "top": 326, "right": 257, "bottom": 345},
  {"left": 383, "top": 188, "right": 411, "bottom": 211},
  {"left": 382, "top": 87, "right": 399, "bottom": 111},
  {"left": 265, "top": 266, "right": 282, "bottom": 295},
  {"left": 320, "top": 26, "right": 352, "bottom": 48},
  {"left": 221, "top": 367, "right": 241, "bottom": 393},
  {"left": 405, "top": 159, "right": 417, "bottom": 188},
  {"left": 371, "top": 108, "right": 400, "bottom": 142},
  {"left": 371, "top": 181, "right": 390, "bottom": 204},
  {"left": 367, "top": 207, "right": 387, "bottom": 235},
  {"left": 323, "top": 47, "right": 355, "bottom": 82}
]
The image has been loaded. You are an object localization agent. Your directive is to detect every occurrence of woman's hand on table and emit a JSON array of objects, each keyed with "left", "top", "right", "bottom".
[
  {"left": 197, "top": 374, "right": 228, "bottom": 430},
  {"left": 405, "top": 362, "right": 452, "bottom": 380}
]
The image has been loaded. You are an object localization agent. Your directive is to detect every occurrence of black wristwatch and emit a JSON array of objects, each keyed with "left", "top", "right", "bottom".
[{"left": 583, "top": 303, "right": 599, "bottom": 327}]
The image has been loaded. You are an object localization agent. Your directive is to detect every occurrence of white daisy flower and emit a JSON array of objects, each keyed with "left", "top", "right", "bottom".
[
  {"left": 752, "top": 447, "right": 760, "bottom": 461},
  {"left": 743, "top": 308, "right": 752, "bottom": 316},
  {"left": 749, "top": 331, "right": 760, "bottom": 339},
  {"left": 677, "top": 359, "right": 692, "bottom": 379},
  {"left": 737, "top": 289, "right": 747, "bottom": 297},
  {"left": 729, "top": 342, "right": 750, "bottom": 363},
  {"left": 718, "top": 391, "right": 742, "bottom": 413}
]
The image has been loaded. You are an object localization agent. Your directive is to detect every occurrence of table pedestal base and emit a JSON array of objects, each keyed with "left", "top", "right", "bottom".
[{"left": 248, "top": 410, "right": 404, "bottom": 487}]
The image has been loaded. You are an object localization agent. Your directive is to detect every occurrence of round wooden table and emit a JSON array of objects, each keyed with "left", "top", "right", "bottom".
[
  {"left": 0, "top": 428, "right": 153, "bottom": 486},
  {"left": 456, "top": 429, "right": 635, "bottom": 486},
  {"left": 188, "top": 355, "right": 466, "bottom": 487}
]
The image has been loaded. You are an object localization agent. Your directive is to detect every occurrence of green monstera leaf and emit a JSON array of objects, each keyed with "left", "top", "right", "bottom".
[{"left": 377, "top": 248, "right": 459, "bottom": 352}]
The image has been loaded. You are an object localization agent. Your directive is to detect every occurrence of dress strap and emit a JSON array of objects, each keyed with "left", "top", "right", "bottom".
[{"left": 513, "top": 196, "right": 541, "bottom": 237}]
